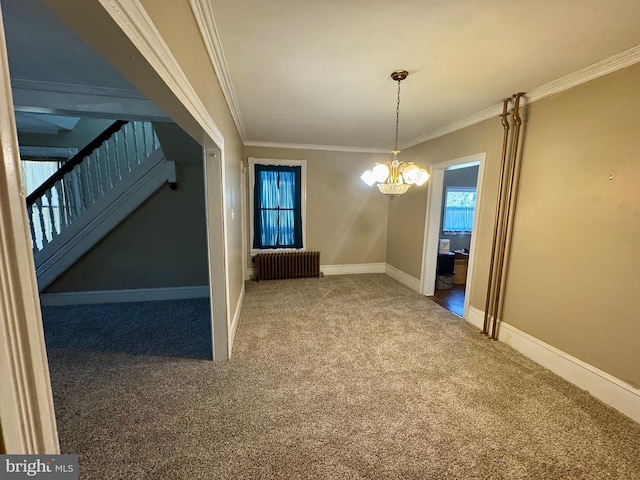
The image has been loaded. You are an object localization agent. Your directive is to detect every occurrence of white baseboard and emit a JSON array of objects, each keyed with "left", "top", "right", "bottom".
[
  {"left": 467, "top": 307, "right": 640, "bottom": 423},
  {"left": 246, "top": 263, "right": 386, "bottom": 279},
  {"left": 321, "top": 263, "right": 385, "bottom": 276},
  {"left": 385, "top": 264, "right": 421, "bottom": 292},
  {"left": 40, "top": 285, "right": 210, "bottom": 306},
  {"left": 228, "top": 282, "right": 245, "bottom": 357}
]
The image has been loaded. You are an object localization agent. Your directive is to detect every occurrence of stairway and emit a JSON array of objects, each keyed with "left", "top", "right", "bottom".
[{"left": 25, "top": 120, "right": 176, "bottom": 291}]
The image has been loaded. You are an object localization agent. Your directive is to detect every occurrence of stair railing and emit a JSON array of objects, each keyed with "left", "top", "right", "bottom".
[{"left": 25, "top": 120, "right": 161, "bottom": 252}]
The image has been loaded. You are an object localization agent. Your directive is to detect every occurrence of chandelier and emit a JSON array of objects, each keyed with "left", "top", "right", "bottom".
[{"left": 361, "top": 70, "right": 429, "bottom": 196}]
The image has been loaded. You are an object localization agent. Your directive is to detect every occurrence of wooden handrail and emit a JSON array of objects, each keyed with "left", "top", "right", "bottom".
[{"left": 26, "top": 120, "right": 128, "bottom": 207}]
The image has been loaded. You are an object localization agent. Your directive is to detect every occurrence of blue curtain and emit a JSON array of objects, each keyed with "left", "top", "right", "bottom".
[{"left": 254, "top": 165, "right": 302, "bottom": 248}]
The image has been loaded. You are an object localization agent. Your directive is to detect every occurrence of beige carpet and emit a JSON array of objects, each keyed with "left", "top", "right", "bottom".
[{"left": 45, "top": 274, "right": 640, "bottom": 479}]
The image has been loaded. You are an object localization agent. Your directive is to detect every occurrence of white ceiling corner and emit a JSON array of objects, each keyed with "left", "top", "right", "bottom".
[{"left": 402, "top": 44, "right": 640, "bottom": 149}]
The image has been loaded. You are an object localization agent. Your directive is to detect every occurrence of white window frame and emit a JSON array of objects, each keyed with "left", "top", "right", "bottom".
[{"left": 248, "top": 157, "right": 307, "bottom": 255}]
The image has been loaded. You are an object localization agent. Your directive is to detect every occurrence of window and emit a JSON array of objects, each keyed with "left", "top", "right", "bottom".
[
  {"left": 20, "top": 159, "right": 64, "bottom": 250},
  {"left": 443, "top": 186, "right": 476, "bottom": 233},
  {"left": 249, "top": 158, "right": 306, "bottom": 251}
]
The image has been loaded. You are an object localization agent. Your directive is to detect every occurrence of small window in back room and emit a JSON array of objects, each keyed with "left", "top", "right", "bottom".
[{"left": 443, "top": 186, "right": 476, "bottom": 233}]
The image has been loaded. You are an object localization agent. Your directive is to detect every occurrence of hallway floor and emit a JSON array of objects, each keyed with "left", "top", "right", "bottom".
[{"left": 431, "top": 284, "right": 466, "bottom": 317}]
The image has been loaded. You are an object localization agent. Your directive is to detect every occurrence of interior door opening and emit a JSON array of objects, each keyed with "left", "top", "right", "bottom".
[{"left": 421, "top": 153, "right": 485, "bottom": 319}]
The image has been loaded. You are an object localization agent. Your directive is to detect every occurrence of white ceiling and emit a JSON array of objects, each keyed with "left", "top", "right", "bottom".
[
  {"left": 2, "top": 0, "right": 640, "bottom": 150},
  {"left": 209, "top": 0, "right": 640, "bottom": 149}
]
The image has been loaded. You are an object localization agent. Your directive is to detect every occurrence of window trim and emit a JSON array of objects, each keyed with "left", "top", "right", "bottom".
[
  {"left": 248, "top": 157, "right": 307, "bottom": 255},
  {"left": 443, "top": 186, "right": 476, "bottom": 234}
]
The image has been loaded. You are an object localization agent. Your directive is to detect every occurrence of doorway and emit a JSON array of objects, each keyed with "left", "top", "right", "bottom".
[{"left": 421, "top": 153, "right": 485, "bottom": 319}]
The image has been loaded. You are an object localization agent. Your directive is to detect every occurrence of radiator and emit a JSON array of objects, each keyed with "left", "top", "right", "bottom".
[{"left": 254, "top": 251, "right": 321, "bottom": 281}]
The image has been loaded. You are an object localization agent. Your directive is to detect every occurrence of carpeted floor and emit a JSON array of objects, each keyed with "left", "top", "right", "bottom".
[{"left": 43, "top": 274, "right": 640, "bottom": 479}]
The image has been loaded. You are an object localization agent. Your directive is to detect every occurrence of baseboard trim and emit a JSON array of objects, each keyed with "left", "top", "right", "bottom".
[
  {"left": 467, "top": 307, "right": 640, "bottom": 423},
  {"left": 384, "top": 264, "right": 421, "bottom": 292},
  {"left": 40, "top": 286, "right": 210, "bottom": 306},
  {"left": 321, "top": 263, "right": 386, "bottom": 276},
  {"left": 228, "top": 282, "right": 245, "bottom": 357}
]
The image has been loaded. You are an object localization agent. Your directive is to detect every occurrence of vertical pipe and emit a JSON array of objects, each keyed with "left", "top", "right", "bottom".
[
  {"left": 491, "top": 92, "right": 525, "bottom": 339},
  {"left": 482, "top": 98, "right": 512, "bottom": 335}
]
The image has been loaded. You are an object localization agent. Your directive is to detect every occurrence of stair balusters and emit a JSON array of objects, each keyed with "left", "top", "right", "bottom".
[{"left": 25, "top": 120, "right": 161, "bottom": 254}]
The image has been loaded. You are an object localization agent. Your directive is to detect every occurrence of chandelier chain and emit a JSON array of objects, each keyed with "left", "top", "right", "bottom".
[{"left": 394, "top": 78, "right": 401, "bottom": 152}]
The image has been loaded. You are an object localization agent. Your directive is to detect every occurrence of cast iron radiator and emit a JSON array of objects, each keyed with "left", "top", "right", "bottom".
[{"left": 254, "top": 251, "right": 321, "bottom": 281}]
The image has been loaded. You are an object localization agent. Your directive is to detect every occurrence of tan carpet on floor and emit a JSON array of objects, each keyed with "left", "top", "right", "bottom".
[{"left": 46, "top": 274, "right": 640, "bottom": 479}]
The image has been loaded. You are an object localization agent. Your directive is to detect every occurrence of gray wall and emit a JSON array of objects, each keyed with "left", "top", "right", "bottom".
[
  {"left": 439, "top": 165, "right": 479, "bottom": 252},
  {"left": 45, "top": 122, "right": 209, "bottom": 292},
  {"left": 18, "top": 117, "right": 113, "bottom": 150}
]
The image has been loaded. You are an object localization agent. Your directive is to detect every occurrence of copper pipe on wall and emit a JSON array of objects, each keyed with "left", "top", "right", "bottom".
[
  {"left": 490, "top": 92, "right": 526, "bottom": 339},
  {"left": 482, "top": 98, "right": 512, "bottom": 335}
]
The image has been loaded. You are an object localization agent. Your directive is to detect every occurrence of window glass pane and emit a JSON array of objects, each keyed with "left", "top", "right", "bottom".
[
  {"left": 446, "top": 189, "right": 476, "bottom": 208},
  {"left": 444, "top": 187, "right": 476, "bottom": 232}
]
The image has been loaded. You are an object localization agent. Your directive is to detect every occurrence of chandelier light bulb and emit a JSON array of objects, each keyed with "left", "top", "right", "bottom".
[
  {"left": 414, "top": 170, "right": 430, "bottom": 186},
  {"left": 360, "top": 169, "right": 377, "bottom": 187},
  {"left": 402, "top": 164, "right": 420, "bottom": 184},
  {"left": 372, "top": 163, "right": 390, "bottom": 183}
]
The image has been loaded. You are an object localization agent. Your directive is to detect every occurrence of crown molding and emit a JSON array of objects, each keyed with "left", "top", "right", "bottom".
[
  {"left": 402, "top": 44, "right": 640, "bottom": 149},
  {"left": 243, "top": 140, "right": 389, "bottom": 154},
  {"left": 97, "top": 0, "right": 224, "bottom": 148},
  {"left": 526, "top": 44, "right": 640, "bottom": 103},
  {"left": 402, "top": 103, "right": 505, "bottom": 149},
  {"left": 189, "top": 0, "right": 247, "bottom": 142},
  {"left": 11, "top": 78, "right": 146, "bottom": 100}
]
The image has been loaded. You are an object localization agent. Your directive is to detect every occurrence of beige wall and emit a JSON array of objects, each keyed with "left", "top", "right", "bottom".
[
  {"left": 244, "top": 146, "right": 390, "bottom": 267},
  {"left": 387, "top": 118, "right": 503, "bottom": 280},
  {"left": 46, "top": 124, "right": 209, "bottom": 292},
  {"left": 140, "top": 0, "right": 245, "bottom": 317},
  {"left": 387, "top": 64, "right": 640, "bottom": 387}
]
